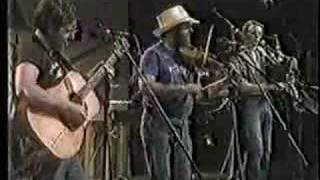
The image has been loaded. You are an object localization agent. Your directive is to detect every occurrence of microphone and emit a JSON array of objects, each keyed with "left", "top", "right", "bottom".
[
  {"left": 88, "top": 28, "right": 129, "bottom": 41},
  {"left": 91, "top": 18, "right": 130, "bottom": 40},
  {"left": 104, "top": 28, "right": 130, "bottom": 37},
  {"left": 273, "top": 34, "right": 281, "bottom": 51},
  {"left": 95, "top": 18, "right": 130, "bottom": 36}
]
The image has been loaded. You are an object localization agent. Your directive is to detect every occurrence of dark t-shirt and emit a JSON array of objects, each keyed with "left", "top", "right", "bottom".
[
  {"left": 140, "top": 42, "right": 195, "bottom": 123},
  {"left": 11, "top": 32, "right": 67, "bottom": 177},
  {"left": 16, "top": 32, "right": 66, "bottom": 88}
]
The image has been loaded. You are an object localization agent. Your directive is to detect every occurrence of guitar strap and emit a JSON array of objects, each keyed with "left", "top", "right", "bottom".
[
  {"left": 32, "top": 29, "right": 75, "bottom": 72},
  {"left": 33, "top": 29, "right": 75, "bottom": 94},
  {"left": 63, "top": 76, "right": 74, "bottom": 94}
]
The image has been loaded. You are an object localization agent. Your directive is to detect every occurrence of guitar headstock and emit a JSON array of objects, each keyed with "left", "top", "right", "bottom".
[
  {"left": 103, "top": 36, "right": 130, "bottom": 79},
  {"left": 112, "top": 36, "right": 130, "bottom": 58}
]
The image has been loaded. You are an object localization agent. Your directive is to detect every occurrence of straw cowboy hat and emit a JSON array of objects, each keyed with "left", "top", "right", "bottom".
[{"left": 153, "top": 5, "right": 200, "bottom": 37}]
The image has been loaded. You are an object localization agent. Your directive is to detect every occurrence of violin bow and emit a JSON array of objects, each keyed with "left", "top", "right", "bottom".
[
  {"left": 202, "top": 75, "right": 228, "bottom": 90},
  {"left": 202, "top": 24, "right": 215, "bottom": 67}
]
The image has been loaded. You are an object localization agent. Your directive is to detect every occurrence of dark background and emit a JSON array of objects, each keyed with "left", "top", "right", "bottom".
[
  {"left": 8, "top": 0, "right": 318, "bottom": 179},
  {"left": 128, "top": 0, "right": 318, "bottom": 54}
]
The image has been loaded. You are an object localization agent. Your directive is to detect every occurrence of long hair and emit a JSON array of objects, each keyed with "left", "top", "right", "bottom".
[{"left": 32, "top": 0, "right": 76, "bottom": 33}]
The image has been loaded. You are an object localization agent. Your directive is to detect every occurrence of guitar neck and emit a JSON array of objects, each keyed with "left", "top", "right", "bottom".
[
  {"left": 76, "top": 36, "right": 129, "bottom": 100},
  {"left": 77, "top": 53, "right": 118, "bottom": 99}
]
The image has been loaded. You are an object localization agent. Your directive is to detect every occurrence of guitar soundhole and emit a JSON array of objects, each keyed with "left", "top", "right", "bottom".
[
  {"left": 69, "top": 93, "right": 82, "bottom": 105},
  {"left": 69, "top": 92, "right": 76, "bottom": 100}
]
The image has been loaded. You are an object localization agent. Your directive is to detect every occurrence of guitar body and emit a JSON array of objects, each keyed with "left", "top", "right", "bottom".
[{"left": 26, "top": 71, "right": 101, "bottom": 159}]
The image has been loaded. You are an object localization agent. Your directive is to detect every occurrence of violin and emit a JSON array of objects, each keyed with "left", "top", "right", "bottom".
[
  {"left": 179, "top": 45, "right": 223, "bottom": 68},
  {"left": 179, "top": 45, "right": 229, "bottom": 91}
]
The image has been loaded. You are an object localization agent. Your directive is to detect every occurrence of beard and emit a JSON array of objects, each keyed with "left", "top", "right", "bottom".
[{"left": 176, "top": 33, "right": 192, "bottom": 48}]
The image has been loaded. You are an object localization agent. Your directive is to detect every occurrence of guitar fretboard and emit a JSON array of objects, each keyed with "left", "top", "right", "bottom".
[{"left": 77, "top": 53, "right": 118, "bottom": 99}]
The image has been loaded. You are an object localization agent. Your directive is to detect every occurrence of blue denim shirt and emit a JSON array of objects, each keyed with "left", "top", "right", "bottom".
[{"left": 140, "top": 42, "right": 195, "bottom": 121}]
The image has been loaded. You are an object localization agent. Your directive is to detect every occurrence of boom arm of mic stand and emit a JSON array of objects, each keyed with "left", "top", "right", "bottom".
[
  {"left": 132, "top": 34, "right": 143, "bottom": 57},
  {"left": 212, "top": 8, "right": 239, "bottom": 41},
  {"left": 119, "top": 42, "right": 204, "bottom": 179}
]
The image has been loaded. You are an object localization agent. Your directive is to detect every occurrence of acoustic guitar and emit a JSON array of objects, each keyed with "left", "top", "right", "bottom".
[{"left": 26, "top": 36, "right": 130, "bottom": 159}]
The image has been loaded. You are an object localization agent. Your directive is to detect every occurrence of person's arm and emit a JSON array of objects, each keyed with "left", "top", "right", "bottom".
[
  {"left": 141, "top": 75, "right": 200, "bottom": 94},
  {"left": 228, "top": 55, "right": 283, "bottom": 96},
  {"left": 15, "top": 62, "right": 85, "bottom": 128},
  {"left": 238, "top": 78, "right": 280, "bottom": 95}
]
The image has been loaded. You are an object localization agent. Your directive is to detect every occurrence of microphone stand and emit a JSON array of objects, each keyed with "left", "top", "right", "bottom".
[
  {"left": 235, "top": 47, "right": 310, "bottom": 167},
  {"left": 216, "top": 98, "right": 246, "bottom": 180},
  {"left": 117, "top": 39, "right": 205, "bottom": 180},
  {"left": 214, "top": 43, "right": 310, "bottom": 180},
  {"left": 208, "top": 87, "right": 246, "bottom": 180},
  {"left": 212, "top": 6, "right": 312, "bottom": 175}
]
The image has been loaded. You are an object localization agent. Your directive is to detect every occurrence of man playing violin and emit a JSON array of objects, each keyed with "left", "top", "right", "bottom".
[
  {"left": 139, "top": 5, "right": 210, "bottom": 180},
  {"left": 11, "top": 0, "right": 88, "bottom": 179}
]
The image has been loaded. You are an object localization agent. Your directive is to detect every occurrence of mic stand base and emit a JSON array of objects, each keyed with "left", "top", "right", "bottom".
[{"left": 213, "top": 99, "right": 246, "bottom": 180}]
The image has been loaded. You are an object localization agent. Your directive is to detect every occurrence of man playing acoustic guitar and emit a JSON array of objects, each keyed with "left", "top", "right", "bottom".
[{"left": 11, "top": 0, "right": 88, "bottom": 179}]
